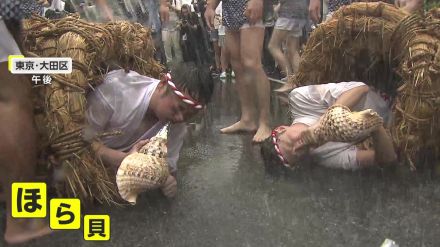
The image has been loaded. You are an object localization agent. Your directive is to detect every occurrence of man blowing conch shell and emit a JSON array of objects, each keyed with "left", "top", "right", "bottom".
[
  {"left": 261, "top": 82, "right": 397, "bottom": 170},
  {"left": 86, "top": 63, "right": 213, "bottom": 198}
]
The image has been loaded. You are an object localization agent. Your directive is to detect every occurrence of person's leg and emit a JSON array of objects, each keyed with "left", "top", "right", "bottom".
[
  {"left": 219, "top": 36, "right": 225, "bottom": 70},
  {"left": 213, "top": 40, "right": 221, "bottom": 72},
  {"left": 162, "top": 30, "right": 173, "bottom": 66},
  {"left": 172, "top": 30, "right": 183, "bottom": 63},
  {"left": 268, "top": 28, "right": 291, "bottom": 77},
  {"left": 240, "top": 27, "right": 272, "bottom": 142},
  {"left": 220, "top": 30, "right": 258, "bottom": 133},
  {"left": 285, "top": 35, "right": 301, "bottom": 74},
  {"left": 0, "top": 62, "right": 52, "bottom": 244}
]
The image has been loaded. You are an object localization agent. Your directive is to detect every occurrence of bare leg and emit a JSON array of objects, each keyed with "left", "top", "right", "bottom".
[
  {"left": 240, "top": 27, "right": 271, "bottom": 143},
  {"left": 212, "top": 40, "right": 221, "bottom": 71},
  {"left": 0, "top": 62, "right": 52, "bottom": 244},
  {"left": 220, "top": 40, "right": 230, "bottom": 73},
  {"left": 220, "top": 31, "right": 258, "bottom": 134},
  {"left": 286, "top": 35, "right": 301, "bottom": 74},
  {"left": 268, "top": 29, "right": 291, "bottom": 77}
]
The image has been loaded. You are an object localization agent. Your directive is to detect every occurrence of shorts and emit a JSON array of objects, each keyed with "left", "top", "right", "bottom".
[
  {"left": 209, "top": 29, "right": 219, "bottom": 42},
  {"left": 0, "top": 0, "right": 22, "bottom": 21},
  {"left": 218, "top": 35, "right": 225, "bottom": 47},
  {"left": 222, "top": 0, "right": 247, "bottom": 30},
  {"left": 274, "top": 17, "right": 307, "bottom": 38}
]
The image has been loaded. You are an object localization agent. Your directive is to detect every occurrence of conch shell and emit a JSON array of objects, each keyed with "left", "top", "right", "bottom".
[
  {"left": 116, "top": 124, "right": 170, "bottom": 204},
  {"left": 301, "top": 105, "right": 383, "bottom": 146}
]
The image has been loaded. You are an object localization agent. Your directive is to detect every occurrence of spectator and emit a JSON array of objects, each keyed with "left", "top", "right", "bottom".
[
  {"left": 268, "top": 0, "right": 309, "bottom": 92},
  {"left": 205, "top": 0, "right": 272, "bottom": 143},
  {"left": 180, "top": 4, "right": 203, "bottom": 63}
]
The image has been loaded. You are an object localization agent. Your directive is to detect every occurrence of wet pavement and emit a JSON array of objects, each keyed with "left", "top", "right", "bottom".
[{"left": 2, "top": 79, "right": 440, "bottom": 247}]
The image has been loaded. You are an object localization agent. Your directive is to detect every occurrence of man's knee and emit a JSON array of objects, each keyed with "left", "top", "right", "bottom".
[
  {"left": 267, "top": 39, "right": 279, "bottom": 54},
  {"left": 241, "top": 56, "right": 261, "bottom": 71}
]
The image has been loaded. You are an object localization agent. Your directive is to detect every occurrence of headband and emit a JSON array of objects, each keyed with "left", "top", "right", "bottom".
[
  {"left": 163, "top": 73, "right": 203, "bottom": 109},
  {"left": 271, "top": 128, "right": 291, "bottom": 168}
]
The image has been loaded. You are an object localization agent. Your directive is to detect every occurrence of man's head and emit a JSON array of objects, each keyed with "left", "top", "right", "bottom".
[
  {"left": 152, "top": 63, "right": 214, "bottom": 123},
  {"left": 181, "top": 4, "right": 190, "bottom": 18},
  {"left": 260, "top": 125, "right": 309, "bottom": 170}
]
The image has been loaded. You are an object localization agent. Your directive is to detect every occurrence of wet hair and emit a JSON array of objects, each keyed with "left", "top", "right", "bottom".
[
  {"left": 260, "top": 137, "right": 286, "bottom": 171},
  {"left": 181, "top": 4, "right": 190, "bottom": 11},
  {"left": 168, "top": 62, "right": 214, "bottom": 106}
]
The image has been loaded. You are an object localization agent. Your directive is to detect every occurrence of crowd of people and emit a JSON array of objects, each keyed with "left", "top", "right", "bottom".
[{"left": 0, "top": 0, "right": 425, "bottom": 244}]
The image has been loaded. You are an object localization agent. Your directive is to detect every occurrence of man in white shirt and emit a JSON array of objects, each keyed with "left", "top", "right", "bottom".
[
  {"left": 86, "top": 63, "right": 214, "bottom": 197},
  {"left": 261, "top": 82, "right": 397, "bottom": 170},
  {"left": 160, "top": 0, "right": 193, "bottom": 66}
]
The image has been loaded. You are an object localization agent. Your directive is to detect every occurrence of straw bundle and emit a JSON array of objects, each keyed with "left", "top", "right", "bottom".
[
  {"left": 292, "top": 2, "right": 409, "bottom": 95},
  {"left": 22, "top": 15, "right": 163, "bottom": 204},
  {"left": 291, "top": 3, "right": 440, "bottom": 168}
]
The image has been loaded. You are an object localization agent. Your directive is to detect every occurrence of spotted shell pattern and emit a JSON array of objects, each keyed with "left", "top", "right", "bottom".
[
  {"left": 301, "top": 105, "right": 383, "bottom": 146},
  {"left": 116, "top": 124, "right": 170, "bottom": 204}
]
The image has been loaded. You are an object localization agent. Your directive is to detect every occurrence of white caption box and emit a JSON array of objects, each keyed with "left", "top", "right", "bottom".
[{"left": 10, "top": 57, "right": 72, "bottom": 74}]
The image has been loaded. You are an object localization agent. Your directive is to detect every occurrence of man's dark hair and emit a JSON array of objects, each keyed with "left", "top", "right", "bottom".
[
  {"left": 181, "top": 4, "right": 190, "bottom": 11},
  {"left": 169, "top": 62, "right": 214, "bottom": 105},
  {"left": 260, "top": 136, "right": 286, "bottom": 171}
]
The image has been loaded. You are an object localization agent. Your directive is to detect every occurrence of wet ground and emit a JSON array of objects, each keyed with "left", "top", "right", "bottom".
[{"left": 2, "top": 79, "right": 440, "bottom": 247}]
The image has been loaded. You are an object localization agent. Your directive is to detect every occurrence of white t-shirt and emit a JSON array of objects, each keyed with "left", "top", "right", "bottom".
[
  {"left": 86, "top": 69, "right": 186, "bottom": 172},
  {"left": 289, "top": 82, "right": 391, "bottom": 170}
]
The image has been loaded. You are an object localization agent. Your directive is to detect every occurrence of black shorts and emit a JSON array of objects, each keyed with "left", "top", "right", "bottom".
[{"left": 222, "top": 0, "right": 248, "bottom": 30}]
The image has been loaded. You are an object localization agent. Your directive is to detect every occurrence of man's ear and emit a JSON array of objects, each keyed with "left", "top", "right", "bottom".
[{"left": 157, "top": 80, "right": 168, "bottom": 94}]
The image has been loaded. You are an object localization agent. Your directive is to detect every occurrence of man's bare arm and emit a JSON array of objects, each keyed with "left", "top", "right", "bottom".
[
  {"left": 356, "top": 126, "right": 397, "bottom": 167},
  {"left": 95, "top": 0, "right": 114, "bottom": 21},
  {"left": 205, "top": 0, "right": 220, "bottom": 29},
  {"left": 91, "top": 139, "right": 149, "bottom": 171},
  {"left": 92, "top": 142, "right": 127, "bottom": 171},
  {"left": 160, "top": 0, "right": 170, "bottom": 23},
  {"left": 403, "top": 0, "right": 424, "bottom": 13}
]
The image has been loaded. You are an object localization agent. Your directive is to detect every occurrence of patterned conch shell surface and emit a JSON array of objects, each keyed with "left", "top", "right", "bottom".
[
  {"left": 301, "top": 105, "right": 383, "bottom": 146},
  {"left": 116, "top": 124, "right": 170, "bottom": 204}
]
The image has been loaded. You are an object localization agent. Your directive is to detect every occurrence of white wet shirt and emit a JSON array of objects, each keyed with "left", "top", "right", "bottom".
[
  {"left": 86, "top": 69, "right": 186, "bottom": 172},
  {"left": 289, "top": 82, "right": 391, "bottom": 170}
]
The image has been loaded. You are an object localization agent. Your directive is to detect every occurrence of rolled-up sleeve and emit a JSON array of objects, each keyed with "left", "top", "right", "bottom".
[{"left": 323, "top": 82, "right": 366, "bottom": 106}]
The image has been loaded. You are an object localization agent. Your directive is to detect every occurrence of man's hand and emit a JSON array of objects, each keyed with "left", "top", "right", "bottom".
[
  {"left": 161, "top": 175, "right": 177, "bottom": 198},
  {"left": 160, "top": 2, "right": 170, "bottom": 23},
  {"left": 396, "top": 0, "right": 423, "bottom": 13},
  {"left": 309, "top": 0, "right": 321, "bottom": 24},
  {"left": 128, "top": 139, "right": 150, "bottom": 155},
  {"left": 95, "top": 0, "right": 114, "bottom": 21},
  {"left": 244, "top": 0, "right": 263, "bottom": 25},
  {"left": 204, "top": 5, "right": 216, "bottom": 30}
]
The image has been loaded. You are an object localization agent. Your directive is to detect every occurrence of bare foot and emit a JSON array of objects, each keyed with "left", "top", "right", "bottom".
[
  {"left": 220, "top": 121, "right": 257, "bottom": 134},
  {"left": 252, "top": 125, "right": 272, "bottom": 143},
  {"left": 4, "top": 219, "right": 53, "bottom": 245},
  {"left": 274, "top": 83, "right": 296, "bottom": 93}
]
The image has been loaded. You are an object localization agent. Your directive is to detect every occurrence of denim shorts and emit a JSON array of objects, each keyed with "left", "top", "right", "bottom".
[{"left": 274, "top": 17, "right": 307, "bottom": 37}]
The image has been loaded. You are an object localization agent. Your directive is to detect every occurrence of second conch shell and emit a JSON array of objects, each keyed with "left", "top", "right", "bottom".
[
  {"left": 116, "top": 124, "right": 170, "bottom": 205},
  {"left": 301, "top": 105, "right": 383, "bottom": 146}
]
